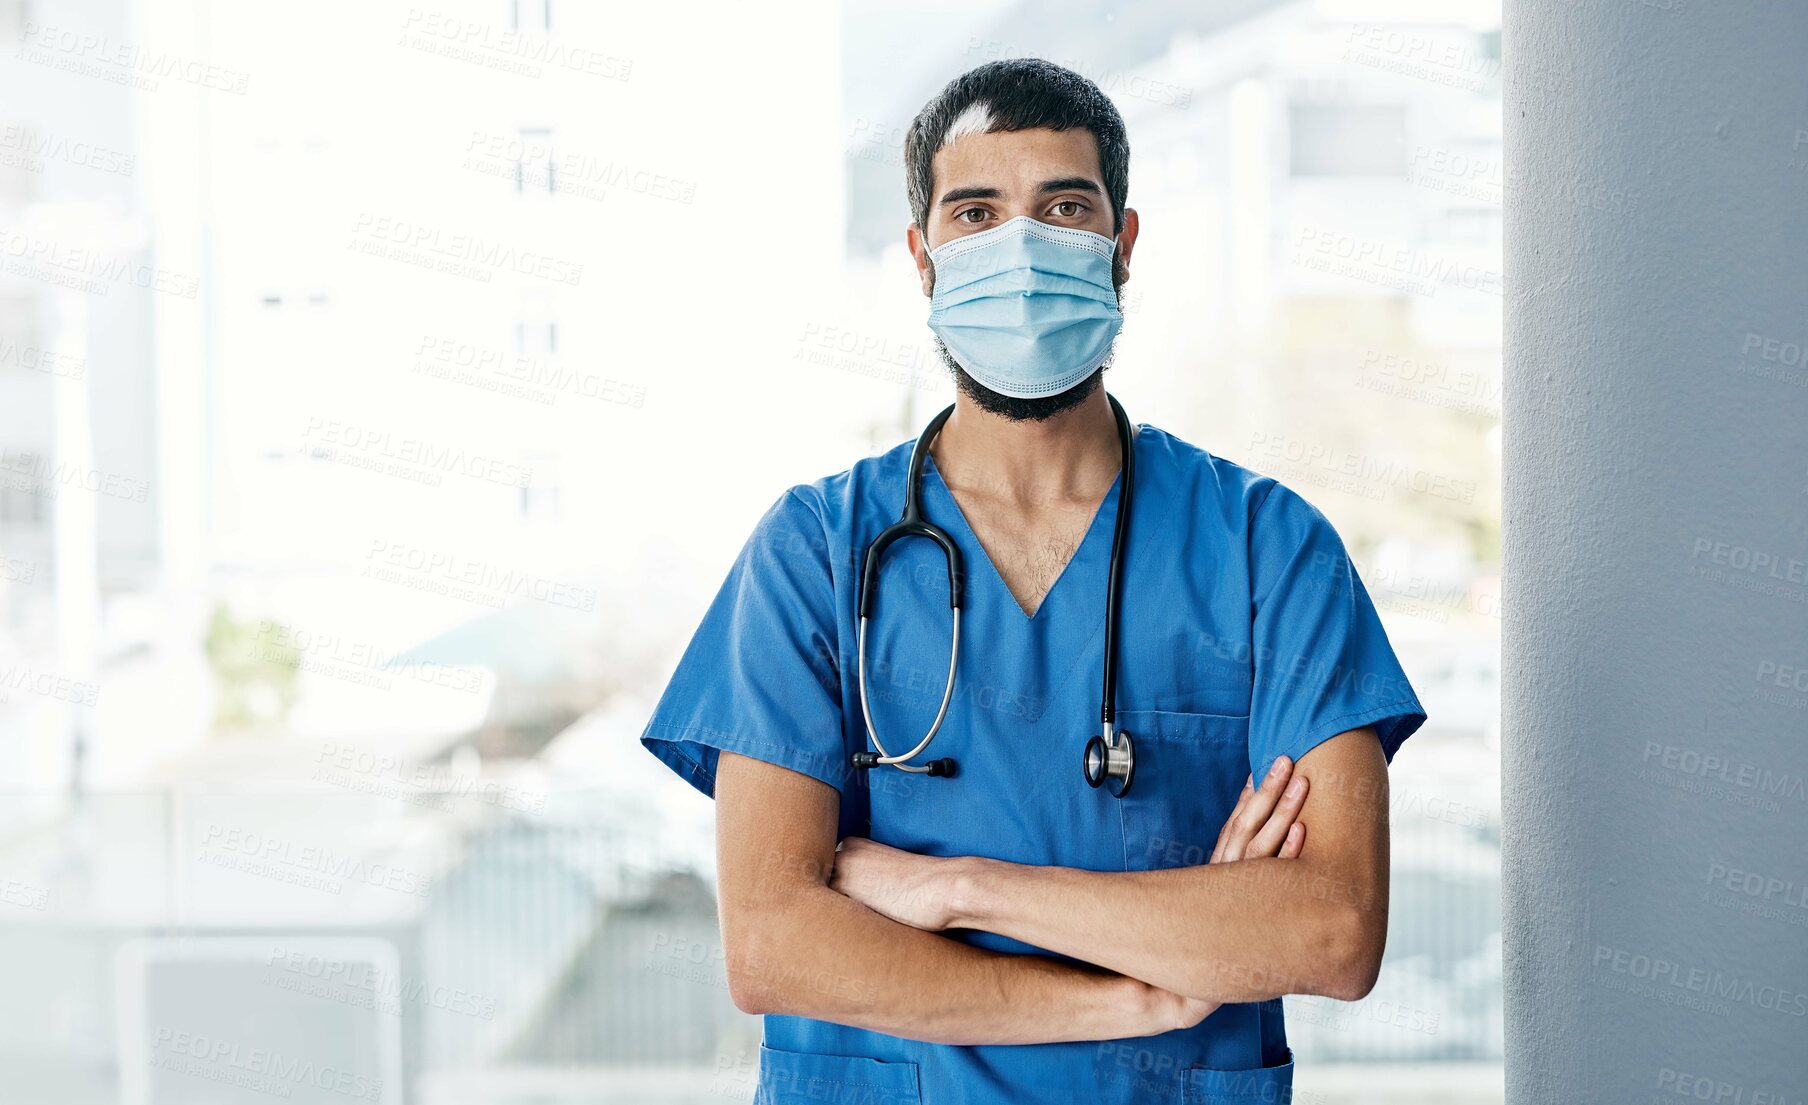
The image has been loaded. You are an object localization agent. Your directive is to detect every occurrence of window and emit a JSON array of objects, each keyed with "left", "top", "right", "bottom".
[
  {"left": 508, "top": 0, "right": 552, "bottom": 35},
  {"left": 514, "top": 126, "right": 555, "bottom": 197},
  {"left": 515, "top": 287, "right": 559, "bottom": 357},
  {"left": 1290, "top": 103, "right": 1408, "bottom": 177}
]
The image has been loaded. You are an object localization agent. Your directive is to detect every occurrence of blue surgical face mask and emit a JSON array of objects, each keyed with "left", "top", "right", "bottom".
[{"left": 926, "top": 215, "right": 1124, "bottom": 399}]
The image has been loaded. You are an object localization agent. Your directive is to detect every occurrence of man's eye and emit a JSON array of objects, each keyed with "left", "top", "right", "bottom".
[
  {"left": 1052, "top": 201, "right": 1085, "bottom": 218},
  {"left": 957, "top": 208, "right": 988, "bottom": 224}
]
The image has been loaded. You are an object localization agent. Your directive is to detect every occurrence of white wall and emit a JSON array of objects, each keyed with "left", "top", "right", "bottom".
[{"left": 1503, "top": 2, "right": 1808, "bottom": 1101}]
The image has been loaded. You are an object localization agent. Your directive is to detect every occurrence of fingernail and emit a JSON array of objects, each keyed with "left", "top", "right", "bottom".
[
  {"left": 1268, "top": 758, "right": 1288, "bottom": 778},
  {"left": 1286, "top": 777, "right": 1305, "bottom": 798}
]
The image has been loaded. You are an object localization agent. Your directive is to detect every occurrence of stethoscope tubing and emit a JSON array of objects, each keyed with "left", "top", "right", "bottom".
[
  {"left": 1099, "top": 393, "right": 1135, "bottom": 729},
  {"left": 853, "top": 393, "right": 1135, "bottom": 788}
]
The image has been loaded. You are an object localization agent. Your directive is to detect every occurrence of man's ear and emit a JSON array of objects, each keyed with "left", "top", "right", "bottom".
[
  {"left": 1114, "top": 207, "right": 1141, "bottom": 286},
  {"left": 907, "top": 223, "right": 933, "bottom": 297}
]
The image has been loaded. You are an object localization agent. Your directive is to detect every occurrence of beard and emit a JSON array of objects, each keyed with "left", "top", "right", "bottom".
[
  {"left": 928, "top": 252, "right": 1128, "bottom": 424},
  {"left": 940, "top": 345, "right": 1107, "bottom": 422}
]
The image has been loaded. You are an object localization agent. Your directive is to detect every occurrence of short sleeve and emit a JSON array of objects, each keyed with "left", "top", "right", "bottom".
[
  {"left": 1246, "top": 484, "right": 1427, "bottom": 781},
  {"left": 640, "top": 489, "right": 849, "bottom": 798}
]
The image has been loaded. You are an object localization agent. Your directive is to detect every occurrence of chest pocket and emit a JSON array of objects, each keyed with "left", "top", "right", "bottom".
[{"left": 1115, "top": 710, "right": 1250, "bottom": 872}]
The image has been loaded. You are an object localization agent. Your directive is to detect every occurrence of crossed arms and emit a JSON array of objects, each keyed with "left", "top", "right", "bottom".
[{"left": 714, "top": 728, "right": 1390, "bottom": 1046}]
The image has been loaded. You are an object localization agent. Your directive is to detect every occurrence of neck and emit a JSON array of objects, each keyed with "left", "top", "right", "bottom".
[{"left": 931, "top": 388, "right": 1125, "bottom": 507}]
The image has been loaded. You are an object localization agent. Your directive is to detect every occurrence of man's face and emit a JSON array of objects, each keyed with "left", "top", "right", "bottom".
[
  {"left": 911, "top": 125, "right": 1131, "bottom": 269},
  {"left": 909, "top": 125, "right": 1140, "bottom": 421}
]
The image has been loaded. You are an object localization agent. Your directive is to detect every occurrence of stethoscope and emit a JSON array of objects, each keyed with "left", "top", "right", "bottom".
[{"left": 849, "top": 393, "right": 1138, "bottom": 797}]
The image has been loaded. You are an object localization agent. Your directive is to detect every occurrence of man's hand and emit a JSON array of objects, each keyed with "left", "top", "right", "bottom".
[
  {"left": 829, "top": 837, "right": 963, "bottom": 930},
  {"left": 1210, "top": 754, "right": 1309, "bottom": 862},
  {"left": 825, "top": 837, "right": 1228, "bottom": 1030},
  {"left": 713, "top": 751, "right": 1212, "bottom": 1044},
  {"left": 833, "top": 757, "right": 1310, "bottom": 929},
  {"left": 826, "top": 732, "right": 1385, "bottom": 1004}
]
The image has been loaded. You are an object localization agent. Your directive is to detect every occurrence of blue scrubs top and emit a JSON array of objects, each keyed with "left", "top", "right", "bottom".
[{"left": 642, "top": 420, "right": 1426, "bottom": 1105}]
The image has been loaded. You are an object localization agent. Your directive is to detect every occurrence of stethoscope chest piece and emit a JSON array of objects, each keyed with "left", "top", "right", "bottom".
[{"left": 1082, "top": 726, "right": 1136, "bottom": 798}]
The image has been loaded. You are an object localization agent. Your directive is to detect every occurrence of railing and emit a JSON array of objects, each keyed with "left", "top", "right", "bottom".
[{"left": 0, "top": 780, "right": 1501, "bottom": 1103}]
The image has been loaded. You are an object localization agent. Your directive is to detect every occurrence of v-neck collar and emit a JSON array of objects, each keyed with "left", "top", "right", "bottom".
[{"left": 920, "top": 424, "right": 1141, "bottom": 622}]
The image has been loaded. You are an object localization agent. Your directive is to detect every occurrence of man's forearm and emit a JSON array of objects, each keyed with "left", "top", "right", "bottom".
[
  {"left": 946, "top": 852, "right": 1378, "bottom": 1004},
  {"left": 827, "top": 732, "right": 1391, "bottom": 1004},
  {"left": 821, "top": 735, "right": 1387, "bottom": 1005},
  {"left": 940, "top": 732, "right": 1394, "bottom": 1003},
  {"left": 728, "top": 878, "right": 1199, "bottom": 1045}
]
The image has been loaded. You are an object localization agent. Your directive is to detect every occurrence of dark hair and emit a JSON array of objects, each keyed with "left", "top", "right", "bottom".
[{"left": 905, "top": 58, "right": 1130, "bottom": 236}]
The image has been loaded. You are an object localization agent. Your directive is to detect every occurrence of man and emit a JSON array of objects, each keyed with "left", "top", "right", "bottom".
[{"left": 643, "top": 59, "right": 1425, "bottom": 1104}]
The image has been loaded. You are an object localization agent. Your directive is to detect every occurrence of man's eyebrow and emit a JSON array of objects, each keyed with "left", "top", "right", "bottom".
[
  {"left": 938, "top": 179, "right": 1103, "bottom": 206},
  {"left": 938, "top": 186, "right": 1001, "bottom": 206}
]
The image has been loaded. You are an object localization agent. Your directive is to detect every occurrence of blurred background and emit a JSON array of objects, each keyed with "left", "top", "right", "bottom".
[{"left": 0, "top": 0, "right": 1502, "bottom": 1101}]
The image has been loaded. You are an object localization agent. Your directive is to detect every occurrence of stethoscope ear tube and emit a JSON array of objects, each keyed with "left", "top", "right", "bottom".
[
  {"left": 857, "top": 520, "right": 964, "bottom": 618},
  {"left": 852, "top": 403, "right": 966, "bottom": 776},
  {"left": 856, "top": 403, "right": 964, "bottom": 621}
]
